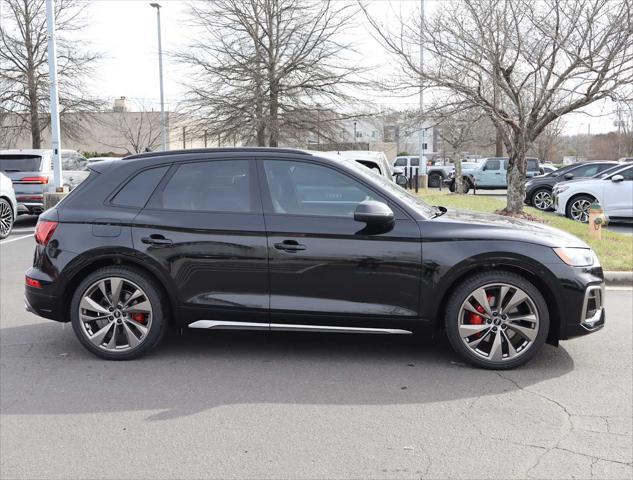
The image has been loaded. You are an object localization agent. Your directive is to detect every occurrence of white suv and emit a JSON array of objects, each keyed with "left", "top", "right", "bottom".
[{"left": 553, "top": 164, "right": 633, "bottom": 222}]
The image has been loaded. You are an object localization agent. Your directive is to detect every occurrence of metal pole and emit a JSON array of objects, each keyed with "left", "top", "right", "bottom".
[
  {"left": 150, "top": 3, "right": 167, "bottom": 151},
  {"left": 46, "top": 0, "right": 62, "bottom": 190},
  {"left": 182, "top": 126, "right": 186, "bottom": 149},
  {"left": 204, "top": 130, "right": 208, "bottom": 148},
  {"left": 418, "top": 0, "right": 427, "bottom": 176},
  {"left": 353, "top": 121, "right": 357, "bottom": 144}
]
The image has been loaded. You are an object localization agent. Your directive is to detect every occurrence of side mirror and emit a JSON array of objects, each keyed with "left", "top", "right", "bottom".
[
  {"left": 354, "top": 200, "right": 394, "bottom": 226},
  {"left": 395, "top": 174, "right": 408, "bottom": 187},
  {"left": 611, "top": 174, "right": 624, "bottom": 182},
  {"left": 564, "top": 173, "right": 574, "bottom": 180}
]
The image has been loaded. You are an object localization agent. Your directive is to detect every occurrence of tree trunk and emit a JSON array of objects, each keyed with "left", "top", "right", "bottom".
[
  {"left": 28, "top": 74, "right": 41, "bottom": 149},
  {"left": 454, "top": 157, "right": 463, "bottom": 193},
  {"left": 505, "top": 142, "right": 528, "bottom": 213},
  {"left": 268, "top": 82, "right": 279, "bottom": 147}
]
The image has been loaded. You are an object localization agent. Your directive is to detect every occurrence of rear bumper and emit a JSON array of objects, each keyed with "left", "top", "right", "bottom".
[
  {"left": 25, "top": 267, "right": 66, "bottom": 322},
  {"left": 16, "top": 200, "right": 44, "bottom": 215}
]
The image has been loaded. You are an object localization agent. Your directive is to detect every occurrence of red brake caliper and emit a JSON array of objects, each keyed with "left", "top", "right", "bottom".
[
  {"left": 467, "top": 295, "right": 494, "bottom": 337},
  {"left": 131, "top": 313, "right": 147, "bottom": 324}
]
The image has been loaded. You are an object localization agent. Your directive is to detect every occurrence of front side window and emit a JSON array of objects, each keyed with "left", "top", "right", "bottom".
[
  {"left": 573, "top": 164, "right": 601, "bottom": 177},
  {"left": 618, "top": 166, "right": 633, "bottom": 180},
  {"left": 484, "top": 159, "right": 501, "bottom": 171},
  {"left": 410, "top": 157, "right": 420, "bottom": 167},
  {"left": 527, "top": 159, "right": 539, "bottom": 171},
  {"left": 394, "top": 158, "right": 407, "bottom": 167},
  {"left": 263, "top": 160, "right": 377, "bottom": 217},
  {"left": 159, "top": 160, "right": 251, "bottom": 212}
]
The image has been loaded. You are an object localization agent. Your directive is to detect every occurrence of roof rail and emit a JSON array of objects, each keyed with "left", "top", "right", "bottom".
[{"left": 124, "top": 147, "right": 313, "bottom": 161}]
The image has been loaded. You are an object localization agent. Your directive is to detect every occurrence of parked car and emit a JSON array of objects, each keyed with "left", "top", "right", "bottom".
[
  {"left": 322, "top": 150, "right": 397, "bottom": 184},
  {"left": 449, "top": 157, "right": 541, "bottom": 193},
  {"left": 540, "top": 165, "right": 558, "bottom": 175},
  {"left": 392, "top": 156, "right": 454, "bottom": 188},
  {"left": 524, "top": 161, "right": 617, "bottom": 211},
  {"left": 0, "top": 172, "right": 17, "bottom": 239},
  {"left": 553, "top": 163, "right": 633, "bottom": 222},
  {"left": 618, "top": 157, "right": 633, "bottom": 162},
  {"left": 25, "top": 148, "right": 605, "bottom": 369},
  {"left": 84, "top": 156, "right": 121, "bottom": 169},
  {"left": 0, "top": 149, "right": 90, "bottom": 215}
]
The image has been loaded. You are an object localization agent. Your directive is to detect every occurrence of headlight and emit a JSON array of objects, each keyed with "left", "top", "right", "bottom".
[
  {"left": 554, "top": 184, "right": 569, "bottom": 194},
  {"left": 553, "top": 247, "right": 598, "bottom": 267}
]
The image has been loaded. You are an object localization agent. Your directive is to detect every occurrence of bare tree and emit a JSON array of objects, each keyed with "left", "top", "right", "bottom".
[
  {"left": 177, "top": 0, "right": 364, "bottom": 147},
  {"left": 0, "top": 0, "right": 101, "bottom": 148},
  {"left": 100, "top": 107, "right": 163, "bottom": 155},
  {"left": 531, "top": 118, "right": 565, "bottom": 163},
  {"left": 364, "top": 0, "right": 633, "bottom": 214}
]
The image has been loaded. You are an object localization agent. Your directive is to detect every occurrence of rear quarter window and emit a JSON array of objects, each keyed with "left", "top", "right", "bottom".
[{"left": 111, "top": 166, "right": 169, "bottom": 208}]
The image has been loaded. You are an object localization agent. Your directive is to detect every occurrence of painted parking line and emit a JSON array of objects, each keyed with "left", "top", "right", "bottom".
[
  {"left": 10, "top": 229, "right": 35, "bottom": 233},
  {"left": 606, "top": 286, "right": 633, "bottom": 291},
  {"left": 0, "top": 234, "right": 34, "bottom": 245}
]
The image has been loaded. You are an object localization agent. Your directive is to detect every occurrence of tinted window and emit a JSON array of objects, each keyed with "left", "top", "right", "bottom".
[
  {"left": 263, "top": 160, "right": 377, "bottom": 217},
  {"left": 0, "top": 155, "right": 42, "bottom": 172},
  {"left": 572, "top": 164, "right": 601, "bottom": 177},
  {"left": 112, "top": 166, "right": 169, "bottom": 208},
  {"left": 485, "top": 160, "right": 501, "bottom": 170},
  {"left": 160, "top": 160, "right": 251, "bottom": 212},
  {"left": 394, "top": 158, "right": 407, "bottom": 167},
  {"left": 619, "top": 167, "right": 633, "bottom": 180},
  {"left": 596, "top": 163, "right": 616, "bottom": 173},
  {"left": 527, "top": 159, "right": 539, "bottom": 171},
  {"left": 410, "top": 157, "right": 420, "bottom": 166}
]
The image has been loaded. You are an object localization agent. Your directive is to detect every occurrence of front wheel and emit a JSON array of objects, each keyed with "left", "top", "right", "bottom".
[
  {"left": 0, "top": 198, "right": 14, "bottom": 239},
  {"left": 445, "top": 271, "right": 549, "bottom": 369},
  {"left": 531, "top": 188, "right": 553, "bottom": 211},
  {"left": 70, "top": 266, "right": 168, "bottom": 360},
  {"left": 428, "top": 173, "right": 442, "bottom": 188},
  {"left": 566, "top": 195, "right": 595, "bottom": 222}
]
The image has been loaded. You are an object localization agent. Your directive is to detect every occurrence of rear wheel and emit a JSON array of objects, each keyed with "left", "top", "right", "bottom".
[
  {"left": 445, "top": 271, "right": 549, "bottom": 369},
  {"left": 531, "top": 188, "right": 553, "bottom": 211},
  {"left": 428, "top": 173, "right": 442, "bottom": 188},
  {"left": 566, "top": 194, "right": 595, "bottom": 222},
  {"left": 449, "top": 178, "right": 470, "bottom": 194},
  {"left": 0, "top": 198, "right": 14, "bottom": 239},
  {"left": 70, "top": 266, "right": 167, "bottom": 360}
]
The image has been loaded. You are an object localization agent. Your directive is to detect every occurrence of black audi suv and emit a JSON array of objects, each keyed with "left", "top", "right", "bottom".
[
  {"left": 524, "top": 161, "right": 617, "bottom": 211},
  {"left": 25, "top": 148, "right": 605, "bottom": 369}
]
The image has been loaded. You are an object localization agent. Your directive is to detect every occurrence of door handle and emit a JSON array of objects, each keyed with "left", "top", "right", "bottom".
[
  {"left": 274, "top": 240, "right": 306, "bottom": 252},
  {"left": 141, "top": 234, "right": 173, "bottom": 246}
]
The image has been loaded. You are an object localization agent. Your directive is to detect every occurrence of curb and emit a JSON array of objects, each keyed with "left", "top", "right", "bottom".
[{"left": 604, "top": 271, "right": 633, "bottom": 286}]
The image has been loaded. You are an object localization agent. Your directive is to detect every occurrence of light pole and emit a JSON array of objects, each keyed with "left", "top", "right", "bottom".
[
  {"left": 150, "top": 3, "right": 167, "bottom": 151},
  {"left": 418, "top": 0, "right": 427, "bottom": 177},
  {"left": 46, "top": 0, "right": 62, "bottom": 190},
  {"left": 353, "top": 120, "right": 357, "bottom": 144}
]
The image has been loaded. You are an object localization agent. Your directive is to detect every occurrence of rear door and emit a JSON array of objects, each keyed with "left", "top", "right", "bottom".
[
  {"left": 131, "top": 157, "right": 269, "bottom": 324},
  {"left": 259, "top": 157, "right": 422, "bottom": 330}
]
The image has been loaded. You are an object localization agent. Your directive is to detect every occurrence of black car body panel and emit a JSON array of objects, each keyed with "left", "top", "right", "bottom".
[{"left": 25, "top": 148, "right": 605, "bottom": 350}]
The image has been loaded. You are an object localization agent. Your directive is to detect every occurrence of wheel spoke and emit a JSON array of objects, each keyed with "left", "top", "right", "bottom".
[
  {"left": 124, "top": 318, "right": 149, "bottom": 336},
  {"left": 501, "top": 330, "right": 518, "bottom": 358},
  {"left": 462, "top": 301, "right": 491, "bottom": 318},
  {"left": 81, "top": 313, "right": 109, "bottom": 323},
  {"left": 501, "top": 289, "right": 528, "bottom": 314},
  {"left": 470, "top": 288, "right": 492, "bottom": 317},
  {"left": 97, "top": 281, "right": 112, "bottom": 307},
  {"left": 507, "top": 322, "right": 538, "bottom": 342},
  {"left": 488, "top": 330, "right": 504, "bottom": 361},
  {"left": 81, "top": 296, "right": 110, "bottom": 315},
  {"left": 109, "top": 278, "right": 123, "bottom": 306},
  {"left": 122, "top": 321, "right": 141, "bottom": 348},
  {"left": 459, "top": 323, "right": 491, "bottom": 337},
  {"left": 122, "top": 289, "right": 143, "bottom": 308},
  {"left": 107, "top": 325, "right": 119, "bottom": 349},
  {"left": 126, "top": 299, "right": 151, "bottom": 313},
  {"left": 89, "top": 321, "right": 115, "bottom": 347}
]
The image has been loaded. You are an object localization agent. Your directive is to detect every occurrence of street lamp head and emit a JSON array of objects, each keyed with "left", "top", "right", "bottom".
[{"left": 150, "top": 3, "right": 161, "bottom": 9}]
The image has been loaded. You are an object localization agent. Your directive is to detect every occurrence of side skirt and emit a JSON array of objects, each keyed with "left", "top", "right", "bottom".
[{"left": 188, "top": 320, "right": 412, "bottom": 335}]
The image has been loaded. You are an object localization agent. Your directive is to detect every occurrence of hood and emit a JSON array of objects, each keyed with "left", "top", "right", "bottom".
[{"left": 427, "top": 208, "right": 588, "bottom": 248}]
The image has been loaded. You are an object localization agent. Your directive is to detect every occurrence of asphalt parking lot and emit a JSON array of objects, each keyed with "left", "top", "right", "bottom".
[{"left": 1, "top": 218, "right": 632, "bottom": 479}]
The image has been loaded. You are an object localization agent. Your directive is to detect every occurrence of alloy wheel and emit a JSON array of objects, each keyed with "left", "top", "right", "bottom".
[
  {"left": 570, "top": 199, "right": 591, "bottom": 222},
  {"left": 533, "top": 190, "right": 552, "bottom": 210},
  {"left": 78, "top": 277, "right": 153, "bottom": 352},
  {"left": 457, "top": 283, "right": 540, "bottom": 362},
  {"left": 0, "top": 199, "right": 13, "bottom": 237}
]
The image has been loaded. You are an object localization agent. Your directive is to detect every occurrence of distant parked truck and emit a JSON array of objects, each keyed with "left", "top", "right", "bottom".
[
  {"left": 392, "top": 156, "right": 459, "bottom": 188},
  {"left": 0, "top": 149, "right": 90, "bottom": 216},
  {"left": 449, "top": 157, "right": 541, "bottom": 193}
]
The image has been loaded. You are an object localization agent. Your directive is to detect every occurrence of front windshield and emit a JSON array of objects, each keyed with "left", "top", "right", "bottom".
[{"left": 345, "top": 160, "right": 437, "bottom": 218}]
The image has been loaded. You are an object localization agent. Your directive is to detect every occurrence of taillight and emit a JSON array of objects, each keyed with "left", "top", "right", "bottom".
[
  {"left": 20, "top": 176, "right": 49, "bottom": 184},
  {"left": 25, "top": 276, "right": 42, "bottom": 289},
  {"left": 35, "top": 220, "right": 58, "bottom": 245}
]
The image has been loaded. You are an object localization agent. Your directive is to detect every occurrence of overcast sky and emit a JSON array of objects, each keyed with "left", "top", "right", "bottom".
[{"left": 82, "top": 0, "right": 619, "bottom": 136}]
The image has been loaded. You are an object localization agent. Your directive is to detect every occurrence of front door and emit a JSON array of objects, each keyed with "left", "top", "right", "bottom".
[
  {"left": 479, "top": 158, "right": 504, "bottom": 187},
  {"left": 131, "top": 157, "right": 269, "bottom": 324},
  {"left": 603, "top": 166, "right": 633, "bottom": 218},
  {"left": 258, "top": 158, "right": 422, "bottom": 330}
]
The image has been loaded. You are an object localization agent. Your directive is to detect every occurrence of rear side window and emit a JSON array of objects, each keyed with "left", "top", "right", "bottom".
[
  {"left": 410, "top": 157, "right": 420, "bottom": 166},
  {"left": 112, "top": 166, "right": 169, "bottom": 208},
  {"left": 159, "top": 160, "right": 252, "bottom": 212},
  {"left": 0, "top": 155, "right": 42, "bottom": 172}
]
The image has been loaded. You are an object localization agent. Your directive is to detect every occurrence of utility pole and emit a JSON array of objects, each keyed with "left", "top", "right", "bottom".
[
  {"left": 150, "top": 3, "right": 167, "bottom": 151},
  {"left": 46, "top": 0, "right": 62, "bottom": 190},
  {"left": 418, "top": 0, "right": 428, "bottom": 182},
  {"left": 353, "top": 121, "right": 357, "bottom": 144}
]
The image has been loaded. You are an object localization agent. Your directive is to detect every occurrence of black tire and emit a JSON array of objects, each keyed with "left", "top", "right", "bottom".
[
  {"left": 444, "top": 271, "right": 549, "bottom": 370},
  {"left": 70, "top": 266, "right": 168, "bottom": 360},
  {"left": 565, "top": 194, "right": 595, "bottom": 223},
  {"left": 0, "top": 198, "right": 14, "bottom": 239},
  {"left": 530, "top": 188, "right": 554, "bottom": 211},
  {"left": 449, "top": 178, "right": 470, "bottom": 194},
  {"left": 428, "top": 173, "right": 442, "bottom": 188}
]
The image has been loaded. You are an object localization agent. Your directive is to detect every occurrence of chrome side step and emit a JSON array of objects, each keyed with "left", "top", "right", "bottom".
[{"left": 187, "top": 320, "right": 412, "bottom": 335}]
